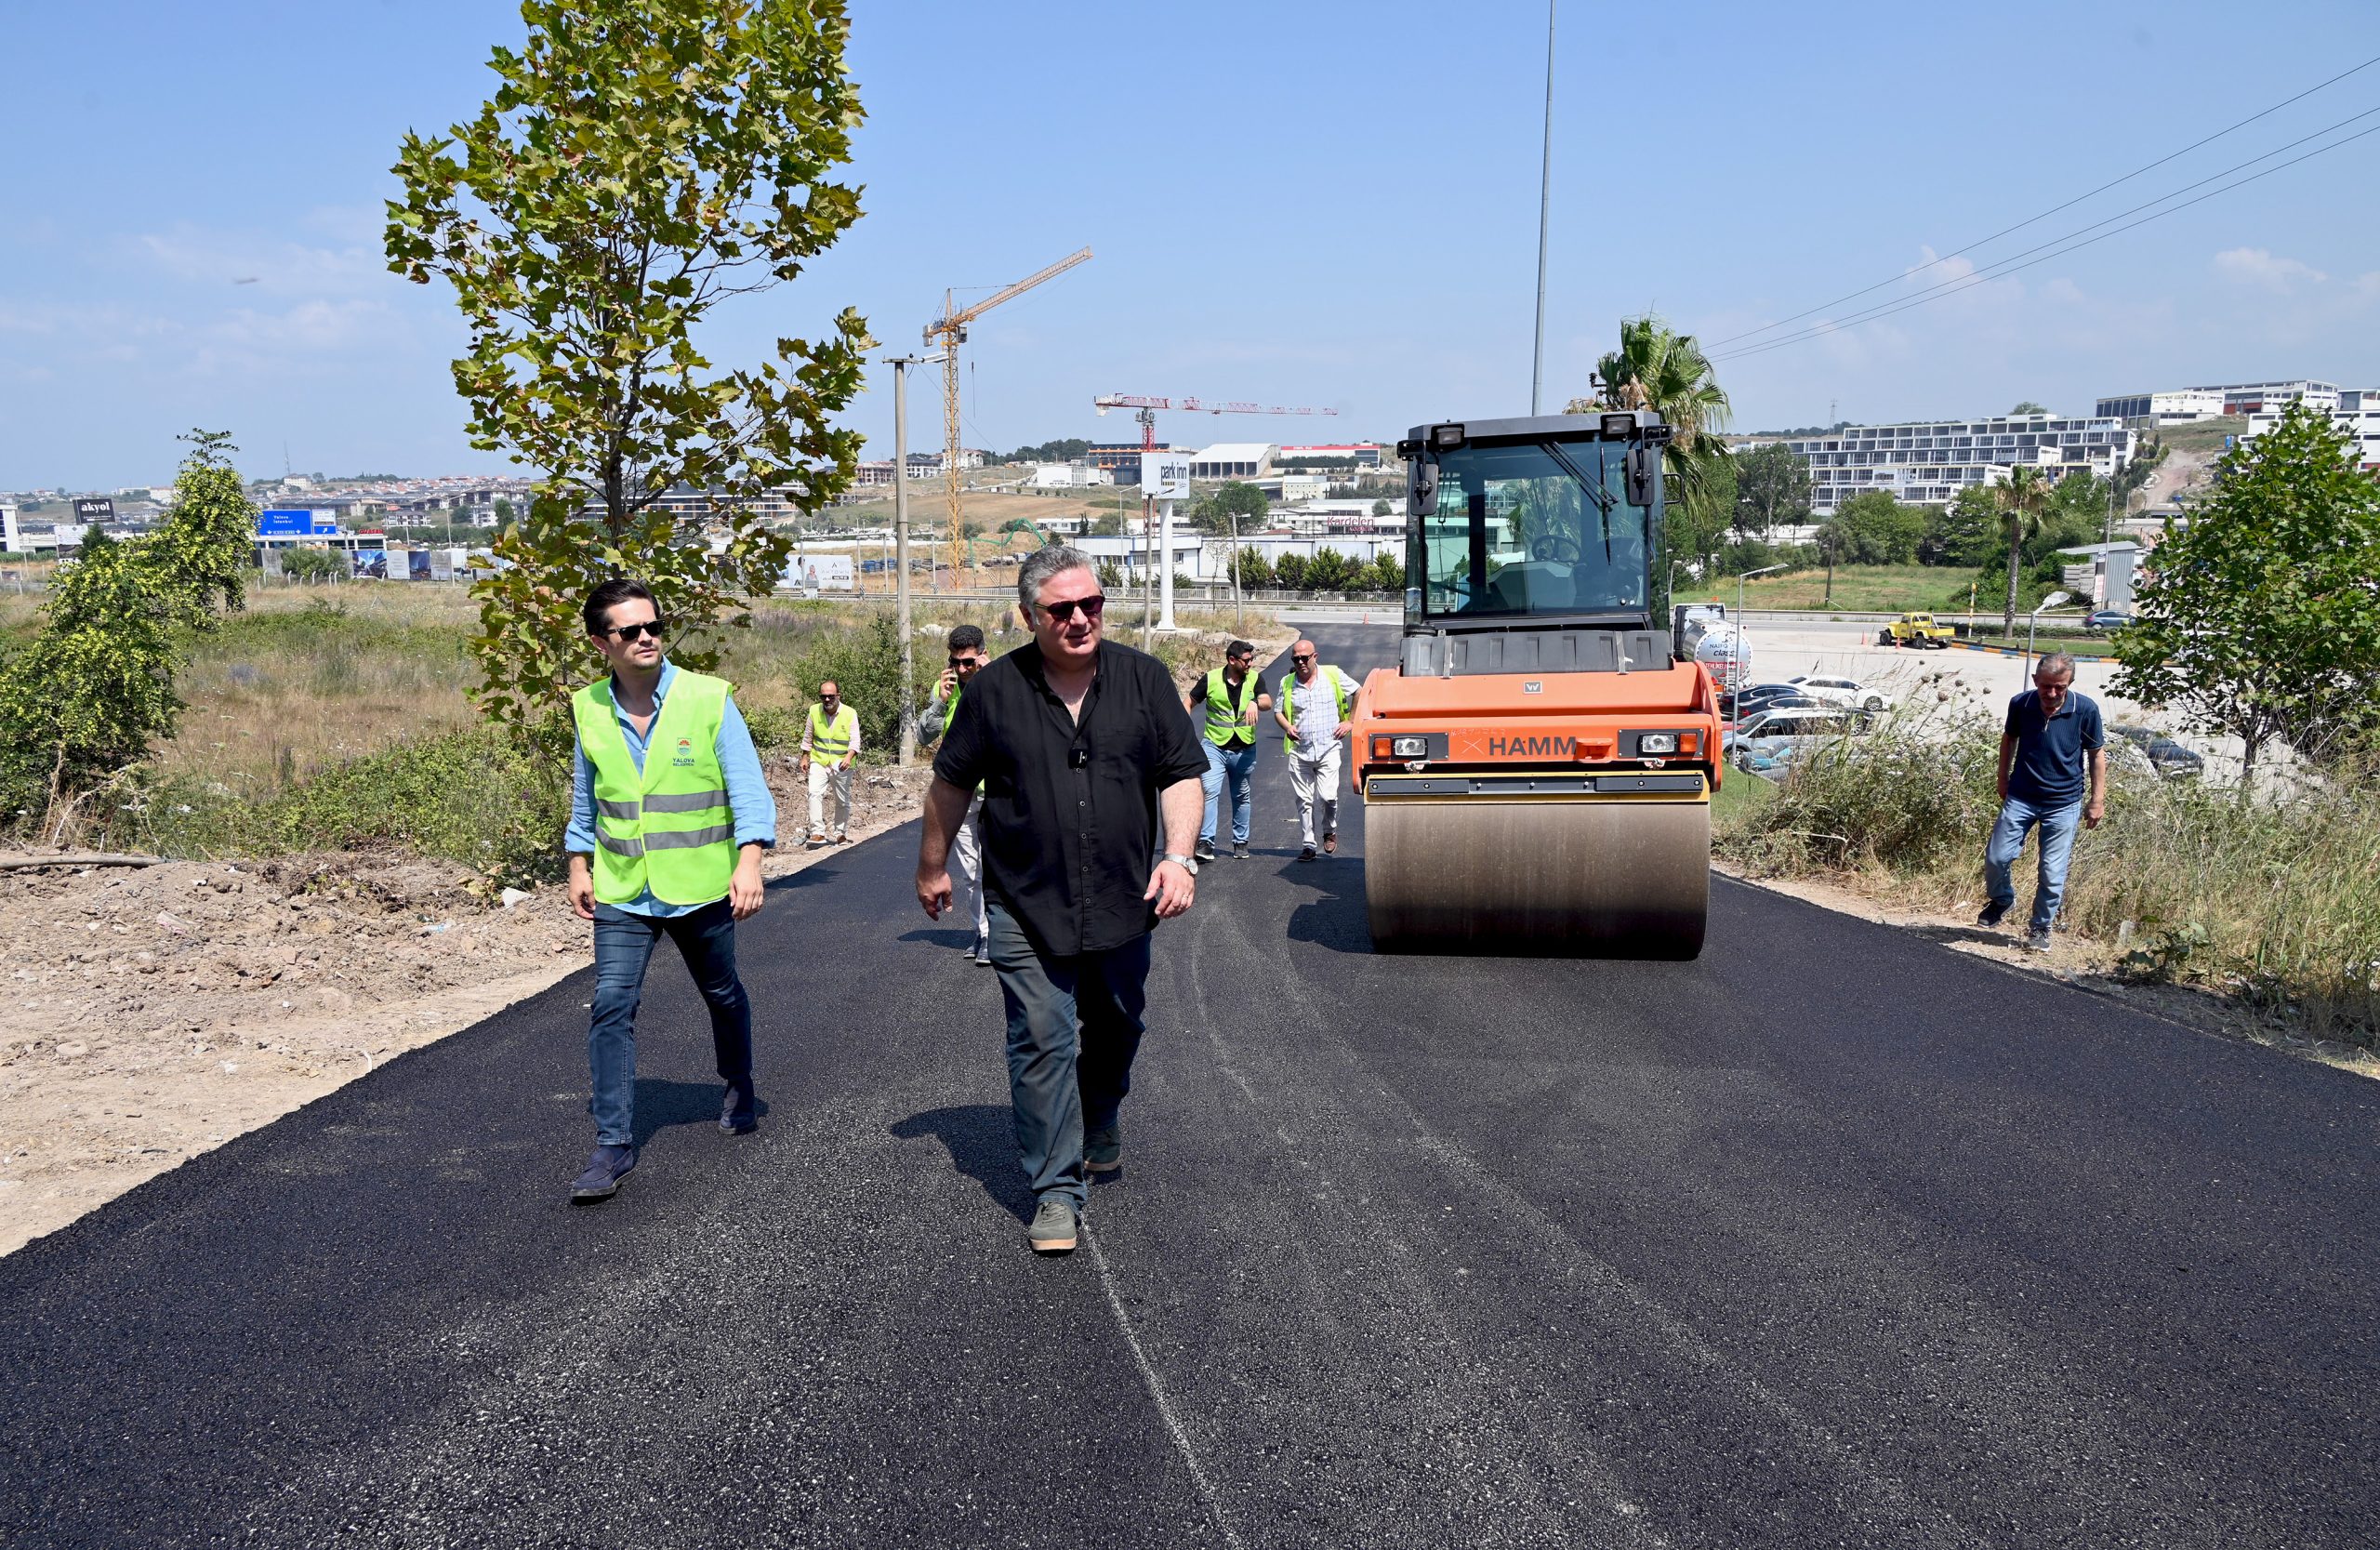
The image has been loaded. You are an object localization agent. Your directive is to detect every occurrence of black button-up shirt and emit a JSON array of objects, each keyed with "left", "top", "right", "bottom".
[{"left": 934, "top": 639, "right": 1209, "bottom": 958}]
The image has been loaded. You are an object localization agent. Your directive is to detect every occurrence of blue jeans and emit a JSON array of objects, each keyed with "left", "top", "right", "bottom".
[
  {"left": 588, "top": 899, "right": 754, "bottom": 1146},
  {"left": 986, "top": 902, "right": 1149, "bottom": 1210},
  {"left": 1984, "top": 793, "right": 2084, "bottom": 934},
  {"left": 1200, "top": 740, "right": 1259, "bottom": 846}
]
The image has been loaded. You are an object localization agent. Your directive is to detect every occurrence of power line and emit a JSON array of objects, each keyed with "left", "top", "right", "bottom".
[
  {"left": 1709, "top": 51, "right": 2380, "bottom": 349},
  {"left": 1712, "top": 118, "right": 2380, "bottom": 364}
]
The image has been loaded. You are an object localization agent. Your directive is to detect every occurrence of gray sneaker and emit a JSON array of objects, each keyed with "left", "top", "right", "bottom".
[
  {"left": 1086, "top": 1124, "right": 1122, "bottom": 1175},
  {"left": 1027, "top": 1196, "right": 1079, "bottom": 1254},
  {"left": 2025, "top": 928, "right": 2053, "bottom": 952}
]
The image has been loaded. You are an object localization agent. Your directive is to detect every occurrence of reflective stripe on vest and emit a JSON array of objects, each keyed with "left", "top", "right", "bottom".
[
  {"left": 810, "top": 702, "right": 857, "bottom": 761},
  {"left": 1201, "top": 667, "right": 1258, "bottom": 748},
  {"left": 1280, "top": 666, "right": 1353, "bottom": 753},
  {"left": 572, "top": 670, "right": 737, "bottom": 907}
]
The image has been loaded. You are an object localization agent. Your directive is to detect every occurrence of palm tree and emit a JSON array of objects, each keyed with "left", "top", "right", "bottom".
[
  {"left": 1568, "top": 315, "right": 1733, "bottom": 575},
  {"left": 1994, "top": 465, "right": 2050, "bottom": 639}
]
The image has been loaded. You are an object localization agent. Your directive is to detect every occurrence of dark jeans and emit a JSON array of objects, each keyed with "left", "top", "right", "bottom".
[
  {"left": 986, "top": 901, "right": 1150, "bottom": 1210},
  {"left": 588, "top": 899, "right": 754, "bottom": 1146}
]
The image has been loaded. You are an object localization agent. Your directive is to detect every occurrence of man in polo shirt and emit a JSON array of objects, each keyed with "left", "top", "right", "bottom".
[
  {"left": 915, "top": 546, "right": 1208, "bottom": 1255},
  {"left": 563, "top": 578, "right": 775, "bottom": 1203},
  {"left": 1980, "top": 651, "right": 2107, "bottom": 952}
]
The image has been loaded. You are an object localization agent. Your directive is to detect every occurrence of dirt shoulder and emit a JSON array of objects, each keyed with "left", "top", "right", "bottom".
[
  {"left": 0, "top": 761, "right": 937, "bottom": 1258},
  {"left": 1714, "top": 858, "right": 2380, "bottom": 1080}
]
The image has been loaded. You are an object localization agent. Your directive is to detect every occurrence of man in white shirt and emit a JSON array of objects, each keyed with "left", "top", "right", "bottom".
[{"left": 1272, "top": 640, "right": 1357, "bottom": 862}]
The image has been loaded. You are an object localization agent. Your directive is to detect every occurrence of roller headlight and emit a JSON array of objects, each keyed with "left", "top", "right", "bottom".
[
  {"left": 1638, "top": 732, "right": 1679, "bottom": 755},
  {"left": 1390, "top": 735, "right": 1431, "bottom": 758}
]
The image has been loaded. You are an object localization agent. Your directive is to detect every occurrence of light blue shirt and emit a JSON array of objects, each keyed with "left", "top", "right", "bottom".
[{"left": 565, "top": 659, "right": 777, "bottom": 917}]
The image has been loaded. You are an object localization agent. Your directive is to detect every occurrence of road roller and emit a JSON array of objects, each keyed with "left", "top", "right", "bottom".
[{"left": 1350, "top": 412, "right": 1723, "bottom": 958}]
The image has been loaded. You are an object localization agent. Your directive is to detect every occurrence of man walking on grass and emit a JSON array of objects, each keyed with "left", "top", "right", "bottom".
[
  {"left": 1274, "top": 639, "right": 1357, "bottom": 861},
  {"left": 563, "top": 578, "right": 774, "bottom": 1203},
  {"left": 916, "top": 546, "right": 1207, "bottom": 1255},
  {"left": 918, "top": 623, "right": 994, "bottom": 964},
  {"left": 798, "top": 679, "right": 860, "bottom": 845},
  {"left": 1979, "top": 651, "right": 2107, "bottom": 952}
]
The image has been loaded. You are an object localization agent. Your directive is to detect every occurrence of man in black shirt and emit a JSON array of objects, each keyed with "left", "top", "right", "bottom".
[{"left": 918, "top": 546, "right": 1207, "bottom": 1254}]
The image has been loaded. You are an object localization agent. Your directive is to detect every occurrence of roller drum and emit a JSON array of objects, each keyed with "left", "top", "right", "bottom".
[{"left": 1365, "top": 798, "right": 1709, "bottom": 958}]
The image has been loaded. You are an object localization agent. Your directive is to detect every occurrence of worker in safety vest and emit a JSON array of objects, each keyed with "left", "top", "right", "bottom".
[
  {"left": 1272, "top": 638, "right": 1357, "bottom": 861},
  {"left": 562, "top": 578, "right": 775, "bottom": 1204},
  {"left": 1183, "top": 639, "right": 1270, "bottom": 861},
  {"left": 917, "top": 623, "right": 994, "bottom": 963},
  {"left": 798, "top": 679, "right": 862, "bottom": 846}
]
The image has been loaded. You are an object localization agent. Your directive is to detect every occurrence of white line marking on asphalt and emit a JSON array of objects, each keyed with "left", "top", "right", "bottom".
[{"left": 1087, "top": 1231, "right": 1248, "bottom": 1550}]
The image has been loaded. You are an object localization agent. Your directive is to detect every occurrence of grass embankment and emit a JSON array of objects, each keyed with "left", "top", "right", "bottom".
[
  {"left": 31, "top": 584, "right": 1244, "bottom": 881},
  {"left": 1716, "top": 713, "right": 2380, "bottom": 1047},
  {"left": 1718, "top": 564, "right": 2069, "bottom": 616}
]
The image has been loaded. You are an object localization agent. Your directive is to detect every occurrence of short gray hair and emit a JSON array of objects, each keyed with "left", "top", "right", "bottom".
[
  {"left": 2035, "top": 651, "right": 2078, "bottom": 682},
  {"left": 1018, "top": 545, "right": 1097, "bottom": 615}
]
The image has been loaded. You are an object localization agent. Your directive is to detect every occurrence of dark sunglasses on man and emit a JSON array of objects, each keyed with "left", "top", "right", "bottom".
[
  {"left": 1291, "top": 653, "right": 1314, "bottom": 665},
  {"left": 1039, "top": 594, "right": 1105, "bottom": 624},
  {"left": 603, "top": 620, "right": 668, "bottom": 643}
]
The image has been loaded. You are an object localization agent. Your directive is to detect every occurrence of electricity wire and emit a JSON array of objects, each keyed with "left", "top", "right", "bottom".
[
  {"left": 1712, "top": 116, "right": 2380, "bottom": 364},
  {"left": 1709, "top": 52, "right": 2380, "bottom": 350}
]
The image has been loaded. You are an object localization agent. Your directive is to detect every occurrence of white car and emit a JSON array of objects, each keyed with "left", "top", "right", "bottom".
[{"left": 1784, "top": 674, "right": 1893, "bottom": 712}]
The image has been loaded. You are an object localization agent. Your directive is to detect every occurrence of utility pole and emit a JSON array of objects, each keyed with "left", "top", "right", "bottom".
[
  {"left": 1140, "top": 492, "right": 1155, "bottom": 644},
  {"left": 1530, "top": 0, "right": 1555, "bottom": 415},
  {"left": 1227, "top": 507, "right": 1246, "bottom": 636}
]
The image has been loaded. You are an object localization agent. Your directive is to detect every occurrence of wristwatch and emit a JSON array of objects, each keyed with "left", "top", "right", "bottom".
[{"left": 1162, "top": 853, "right": 1199, "bottom": 875}]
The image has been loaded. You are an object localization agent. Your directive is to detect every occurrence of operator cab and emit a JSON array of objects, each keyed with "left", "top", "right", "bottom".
[{"left": 1395, "top": 413, "right": 1675, "bottom": 679}]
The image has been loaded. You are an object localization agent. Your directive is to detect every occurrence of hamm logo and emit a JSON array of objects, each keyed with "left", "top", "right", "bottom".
[{"left": 1487, "top": 734, "right": 1576, "bottom": 759}]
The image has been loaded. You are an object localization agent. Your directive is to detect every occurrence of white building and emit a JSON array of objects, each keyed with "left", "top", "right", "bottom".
[
  {"left": 2097, "top": 379, "right": 2351, "bottom": 423},
  {"left": 1189, "top": 443, "right": 1276, "bottom": 479},
  {"left": 1025, "top": 461, "right": 1111, "bottom": 490},
  {"left": 1276, "top": 444, "right": 1385, "bottom": 468},
  {"left": 2237, "top": 386, "right": 2380, "bottom": 471},
  {"left": 1739, "top": 412, "right": 2134, "bottom": 517}
]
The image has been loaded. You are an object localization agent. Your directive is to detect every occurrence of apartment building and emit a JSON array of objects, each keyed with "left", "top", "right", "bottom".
[{"left": 1739, "top": 413, "right": 2135, "bottom": 517}]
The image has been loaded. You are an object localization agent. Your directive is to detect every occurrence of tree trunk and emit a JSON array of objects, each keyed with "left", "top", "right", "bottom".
[{"left": 2002, "top": 515, "right": 2022, "bottom": 639}]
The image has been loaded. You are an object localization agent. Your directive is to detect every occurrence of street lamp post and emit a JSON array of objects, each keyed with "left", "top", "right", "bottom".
[
  {"left": 886, "top": 351, "right": 945, "bottom": 768},
  {"left": 1733, "top": 563, "right": 1786, "bottom": 695},
  {"left": 2022, "top": 590, "right": 2074, "bottom": 686}
]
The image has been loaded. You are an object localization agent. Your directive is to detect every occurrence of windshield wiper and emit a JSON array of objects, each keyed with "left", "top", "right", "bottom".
[{"left": 1539, "top": 440, "right": 1615, "bottom": 565}]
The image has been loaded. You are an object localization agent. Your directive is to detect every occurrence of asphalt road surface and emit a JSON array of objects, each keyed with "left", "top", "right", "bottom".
[{"left": 6, "top": 626, "right": 2378, "bottom": 1549}]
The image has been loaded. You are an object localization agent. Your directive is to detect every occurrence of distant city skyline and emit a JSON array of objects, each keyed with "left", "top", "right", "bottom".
[{"left": 5, "top": 0, "right": 2377, "bottom": 488}]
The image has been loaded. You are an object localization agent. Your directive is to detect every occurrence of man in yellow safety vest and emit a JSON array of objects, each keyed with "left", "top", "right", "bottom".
[
  {"left": 1273, "top": 638, "right": 1357, "bottom": 861},
  {"left": 798, "top": 679, "right": 861, "bottom": 846},
  {"left": 917, "top": 623, "right": 994, "bottom": 962},
  {"left": 1182, "top": 639, "right": 1270, "bottom": 861},
  {"left": 562, "top": 578, "right": 774, "bottom": 1203}
]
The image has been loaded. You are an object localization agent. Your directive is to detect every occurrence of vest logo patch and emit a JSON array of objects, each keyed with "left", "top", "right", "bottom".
[{"left": 672, "top": 735, "right": 696, "bottom": 768}]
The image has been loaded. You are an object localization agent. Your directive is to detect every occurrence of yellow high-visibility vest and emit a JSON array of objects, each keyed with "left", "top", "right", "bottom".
[{"left": 573, "top": 672, "right": 735, "bottom": 907}]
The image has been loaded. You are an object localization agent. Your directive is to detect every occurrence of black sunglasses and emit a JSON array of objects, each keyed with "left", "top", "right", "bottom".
[
  {"left": 948, "top": 656, "right": 984, "bottom": 668},
  {"left": 1291, "top": 654, "right": 1315, "bottom": 664},
  {"left": 1038, "top": 594, "right": 1105, "bottom": 624},
  {"left": 603, "top": 620, "right": 667, "bottom": 643}
]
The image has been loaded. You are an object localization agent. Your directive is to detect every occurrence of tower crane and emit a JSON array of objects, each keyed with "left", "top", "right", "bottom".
[
  {"left": 924, "top": 246, "right": 1091, "bottom": 577},
  {"left": 1092, "top": 393, "right": 1338, "bottom": 451}
]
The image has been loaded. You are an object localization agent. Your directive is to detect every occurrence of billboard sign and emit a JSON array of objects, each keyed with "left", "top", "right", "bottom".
[
  {"left": 406, "top": 550, "right": 431, "bottom": 581},
  {"left": 1141, "top": 453, "right": 1192, "bottom": 501},
  {"left": 259, "top": 509, "right": 340, "bottom": 537},
  {"left": 782, "top": 553, "right": 855, "bottom": 593},
  {"left": 350, "top": 549, "right": 389, "bottom": 580},
  {"left": 73, "top": 497, "right": 114, "bottom": 523}
]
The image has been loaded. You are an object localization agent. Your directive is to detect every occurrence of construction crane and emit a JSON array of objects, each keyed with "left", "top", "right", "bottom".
[
  {"left": 1093, "top": 393, "right": 1339, "bottom": 450},
  {"left": 924, "top": 246, "right": 1091, "bottom": 578}
]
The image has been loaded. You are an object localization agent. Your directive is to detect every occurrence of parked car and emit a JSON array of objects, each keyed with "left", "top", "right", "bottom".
[
  {"left": 2107, "top": 723, "right": 2203, "bottom": 779},
  {"left": 1721, "top": 683, "right": 1813, "bottom": 720},
  {"left": 1723, "top": 707, "right": 1875, "bottom": 767},
  {"left": 2083, "top": 609, "right": 2132, "bottom": 631},
  {"left": 1783, "top": 674, "right": 1894, "bottom": 712}
]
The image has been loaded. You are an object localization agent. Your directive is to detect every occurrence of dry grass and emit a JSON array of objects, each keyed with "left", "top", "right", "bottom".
[{"left": 1720, "top": 712, "right": 2380, "bottom": 1046}]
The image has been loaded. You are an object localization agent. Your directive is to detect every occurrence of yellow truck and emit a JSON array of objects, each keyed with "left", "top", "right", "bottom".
[{"left": 1879, "top": 611, "right": 1957, "bottom": 648}]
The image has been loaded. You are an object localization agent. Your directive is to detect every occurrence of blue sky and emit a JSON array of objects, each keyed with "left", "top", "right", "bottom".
[{"left": 5, "top": 0, "right": 2378, "bottom": 489}]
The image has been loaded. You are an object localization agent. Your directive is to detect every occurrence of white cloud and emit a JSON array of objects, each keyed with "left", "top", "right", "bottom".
[
  {"left": 2213, "top": 246, "right": 2328, "bottom": 294},
  {"left": 138, "top": 221, "right": 386, "bottom": 295},
  {"left": 2041, "top": 277, "right": 2087, "bottom": 305}
]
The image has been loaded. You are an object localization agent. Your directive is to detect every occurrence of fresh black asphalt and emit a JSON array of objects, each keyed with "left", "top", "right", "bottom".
[{"left": 5, "top": 625, "right": 2377, "bottom": 1548}]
